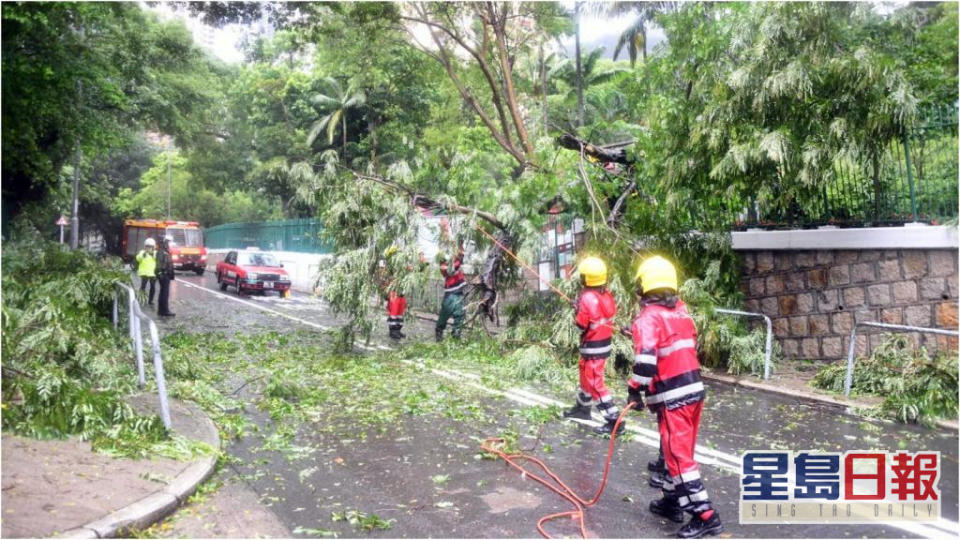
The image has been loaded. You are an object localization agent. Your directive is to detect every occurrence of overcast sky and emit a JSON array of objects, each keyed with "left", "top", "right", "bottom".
[{"left": 151, "top": 3, "right": 654, "bottom": 65}]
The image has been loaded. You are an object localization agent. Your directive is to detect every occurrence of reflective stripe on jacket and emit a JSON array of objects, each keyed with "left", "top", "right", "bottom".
[
  {"left": 628, "top": 298, "right": 704, "bottom": 410},
  {"left": 574, "top": 287, "right": 616, "bottom": 359},
  {"left": 440, "top": 252, "right": 465, "bottom": 294}
]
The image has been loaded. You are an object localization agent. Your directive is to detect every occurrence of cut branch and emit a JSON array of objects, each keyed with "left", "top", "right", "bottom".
[{"left": 557, "top": 133, "right": 634, "bottom": 164}]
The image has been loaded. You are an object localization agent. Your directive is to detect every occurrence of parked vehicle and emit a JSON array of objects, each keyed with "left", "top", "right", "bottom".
[
  {"left": 122, "top": 219, "right": 207, "bottom": 275},
  {"left": 216, "top": 249, "right": 291, "bottom": 295}
]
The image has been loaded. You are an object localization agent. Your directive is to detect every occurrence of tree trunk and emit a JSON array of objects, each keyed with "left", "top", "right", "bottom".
[
  {"left": 476, "top": 230, "right": 514, "bottom": 324},
  {"left": 539, "top": 43, "right": 548, "bottom": 136},
  {"left": 574, "top": 2, "right": 584, "bottom": 128},
  {"left": 342, "top": 115, "right": 348, "bottom": 163}
]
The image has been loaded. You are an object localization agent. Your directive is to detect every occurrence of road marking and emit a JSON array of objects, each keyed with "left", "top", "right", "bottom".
[{"left": 179, "top": 277, "right": 959, "bottom": 537}]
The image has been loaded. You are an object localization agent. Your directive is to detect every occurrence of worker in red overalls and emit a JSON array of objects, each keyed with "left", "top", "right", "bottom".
[
  {"left": 627, "top": 256, "right": 722, "bottom": 538},
  {"left": 562, "top": 256, "right": 622, "bottom": 436},
  {"left": 380, "top": 247, "right": 408, "bottom": 341}
]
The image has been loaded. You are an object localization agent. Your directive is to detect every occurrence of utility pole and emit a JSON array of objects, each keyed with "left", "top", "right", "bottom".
[
  {"left": 70, "top": 24, "right": 85, "bottom": 250},
  {"left": 166, "top": 149, "right": 172, "bottom": 220}
]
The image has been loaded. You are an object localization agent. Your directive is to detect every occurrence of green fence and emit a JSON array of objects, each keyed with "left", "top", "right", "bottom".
[
  {"left": 204, "top": 219, "right": 334, "bottom": 254},
  {"left": 741, "top": 104, "right": 958, "bottom": 228}
]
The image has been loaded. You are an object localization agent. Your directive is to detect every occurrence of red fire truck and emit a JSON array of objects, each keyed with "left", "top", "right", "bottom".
[{"left": 122, "top": 219, "right": 208, "bottom": 275}]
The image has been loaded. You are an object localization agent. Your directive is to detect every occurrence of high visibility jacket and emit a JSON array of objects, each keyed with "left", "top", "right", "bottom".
[
  {"left": 628, "top": 298, "right": 704, "bottom": 410},
  {"left": 136, "top": 250, "right": 157, "bottom": 277},
  {"left": 574, "top": 287, "right": 616, "bottom": 360},
  {"left": 440, "top": 251, "right": 466, "bottom": 295}
]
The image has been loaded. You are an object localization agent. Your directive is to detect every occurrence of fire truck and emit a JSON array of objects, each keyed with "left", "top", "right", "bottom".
[{"left": 122, "top": 219, "right": 208, "bottom": 275}]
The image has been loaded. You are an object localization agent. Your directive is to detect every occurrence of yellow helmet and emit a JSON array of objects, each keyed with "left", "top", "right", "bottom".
[
  {"left": 635, "top": 256, "right": 678, "bottom": 293},
  {"left": 384, "top": 246, "right": 398, "bottom": 258},
  {"left": 577, "top": 256, "right": 608, "bottom": 287}
]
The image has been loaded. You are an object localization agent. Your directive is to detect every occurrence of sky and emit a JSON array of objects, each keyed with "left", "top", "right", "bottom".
[{"left": 149, "top": 3, "right": 649, "bottom": 65}]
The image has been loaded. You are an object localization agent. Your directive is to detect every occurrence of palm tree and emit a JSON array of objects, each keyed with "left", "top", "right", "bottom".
[
  {"left": 308, "top": 77, "right": 366, "bottom": 161},
  {"left": 609, "top": 2, "right": 678, "bottom": 66}
]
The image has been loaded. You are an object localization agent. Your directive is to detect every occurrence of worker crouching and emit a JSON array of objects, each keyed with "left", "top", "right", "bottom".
[
  {"left": 628, "top": 256, "right": 722, "bottom": 538},
  {"left": 563, "top": 256, "right": 622, "bottom": 436}
]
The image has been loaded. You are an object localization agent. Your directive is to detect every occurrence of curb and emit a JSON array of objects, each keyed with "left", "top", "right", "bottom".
[
  {"left": 56, "top": 400, "right": 221, "bottom": 538},
  {"left": 701, "top": 371, "right": 959, "bottom": 432}
]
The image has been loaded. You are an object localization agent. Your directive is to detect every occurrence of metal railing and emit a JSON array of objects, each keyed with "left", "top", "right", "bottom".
[
  {"left": 715, "top": 308, "right": 773, "bottom": 380},
  {"left": 739, "top": 104, "right": 958, "bottom": 228},
  {"left": 844, "top": 321, "right": 959, "bottom": 396},
  {"left": 112, "top": 281, "right": 172, "bottom": 429}
]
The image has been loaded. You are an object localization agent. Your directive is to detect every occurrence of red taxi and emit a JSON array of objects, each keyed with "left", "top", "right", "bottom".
[{"left": 216, "top": 249, "right": 291, "bottom": 295}]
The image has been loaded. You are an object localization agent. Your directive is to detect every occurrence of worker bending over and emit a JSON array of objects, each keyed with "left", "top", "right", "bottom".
[
  {"left": 628, "top": 256, "right": 722, "bottom": 538},
  {"left": 435, "top": 246, "right": 466, "bottom": 341}
]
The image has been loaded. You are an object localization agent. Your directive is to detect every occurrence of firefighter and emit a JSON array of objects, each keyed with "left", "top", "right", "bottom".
[
  {"left": 381, "top": 247, "right": 407, "bottom": 341},
  {"left": 562, "top": 256, "right": 622, "bottom": 436},
  {"left": 156, "top": 236, "right": 176, "bottom": 317},
  {"left": 627, "top": 256, "right": 722, "bottom": 538},
  {"left": 136, "top": 238, "right": 158, "bottom": 305},
  {"left": 435, "top": 246, "right": 466, "bottom": 341}
]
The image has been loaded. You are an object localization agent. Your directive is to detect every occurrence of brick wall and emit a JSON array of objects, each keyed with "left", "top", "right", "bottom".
[{"left": 740, "top": 249, "right": 959, "bottom": 361}]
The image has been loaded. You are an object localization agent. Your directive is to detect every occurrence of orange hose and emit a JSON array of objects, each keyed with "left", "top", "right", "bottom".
[
  {"left": 481, "top": 401, "right": 637, "bottom": 538},
  {"left": 475, "top": 226, "right": 572, "bottom": 302}
]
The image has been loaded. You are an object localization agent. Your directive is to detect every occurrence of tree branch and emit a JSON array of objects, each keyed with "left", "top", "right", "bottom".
[
  {"left": 556, "top": 133, "right": 634, "bottom": 164},
  {"left": 343, "top": 167, "right": 508, "bottom": 231},
  {"left": 488, "top": 2, "right": 535, "bottom": 160}
]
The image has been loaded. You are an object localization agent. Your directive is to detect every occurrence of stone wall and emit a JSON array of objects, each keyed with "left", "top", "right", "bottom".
[{"left": 739, "top": 249, "right": 959, "bottom": 361}]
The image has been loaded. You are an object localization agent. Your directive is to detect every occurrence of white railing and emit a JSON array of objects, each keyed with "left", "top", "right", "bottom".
[
  {"left": 715, "top": 308, "right": 773, "bottom": 380},
  {"left": 112, "top": 281, "right": 172, "bottom": 429},
  {"left": 844, "top": 321, "right": 959, "bottom": 396}
]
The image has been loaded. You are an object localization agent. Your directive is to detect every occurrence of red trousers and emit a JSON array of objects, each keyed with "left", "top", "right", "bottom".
[
  {"left": 577, "top": 358, "right": 619, "bottom": 422},
  {"left": 658, "top": 400, "right": 714, "bottom": 516}
]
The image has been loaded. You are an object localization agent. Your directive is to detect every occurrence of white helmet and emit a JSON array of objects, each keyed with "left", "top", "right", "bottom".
[
  {"left": 144, "top": 238, "right": 156, "bottom": 247},
  {"left": 164, "top": 235, "right": 174, "bottom": 244}
]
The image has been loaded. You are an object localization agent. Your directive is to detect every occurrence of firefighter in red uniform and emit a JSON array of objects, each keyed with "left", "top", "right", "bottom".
[
  {"left": 627, "top": 256, "right": 722, "bottom": 538},
  {"left": 562, "top": 256, "right": 623, "bottom": 435},
  {"left": 380, "top": 247, "right": 408, "bottom": 341}
]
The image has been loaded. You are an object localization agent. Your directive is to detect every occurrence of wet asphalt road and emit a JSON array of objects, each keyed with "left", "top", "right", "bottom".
[{"left": 152, "top": 272, "right": 959, "bottom": 538}]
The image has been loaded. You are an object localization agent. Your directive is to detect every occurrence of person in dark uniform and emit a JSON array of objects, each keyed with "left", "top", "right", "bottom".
[{"left": 156, "top": 236, "right": 176, "bottom": 317}]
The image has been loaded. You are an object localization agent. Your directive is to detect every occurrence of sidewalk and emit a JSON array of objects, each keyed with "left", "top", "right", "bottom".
[
  {"left": 1, "top": 395, "right": 219, "bottom": 538},
  {"left": 701, "top": 358, "right": 959, "bottom": 431}
]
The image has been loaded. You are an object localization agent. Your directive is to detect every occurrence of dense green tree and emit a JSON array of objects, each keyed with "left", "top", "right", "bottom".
[{"left": 2, "top": 2, "right": 220, "bottom": 236}]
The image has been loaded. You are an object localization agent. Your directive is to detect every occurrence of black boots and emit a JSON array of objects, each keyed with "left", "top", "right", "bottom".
[
  {"left": 389, "top": 327, "right": 402, "bottom": 341},
  {"left": 649, "top": 497, "right": 685, "bottom": 523},
  {"left": 435, "top": 328, "right": 443, "bottom": 342},
  {"left": 592, "top": 418, "right": 625, "bottom": 436},
  {"left": 562, "top": 403, "right": 591, "bottom": 420},
  {"left": 648, "top": 455, "right": 669, "bottom": 488},
  {"left": 676, "top": 512, "right": 723, "bottom": 538}
]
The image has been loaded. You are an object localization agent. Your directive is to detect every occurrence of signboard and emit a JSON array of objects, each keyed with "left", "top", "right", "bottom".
[{"left": 56, "top": 216, "right": 69, "bottom": 226}]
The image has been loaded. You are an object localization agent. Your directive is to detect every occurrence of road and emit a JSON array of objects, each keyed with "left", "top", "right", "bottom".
[{"left": 148, "top": 272, "right": 959, "bottom": 538}]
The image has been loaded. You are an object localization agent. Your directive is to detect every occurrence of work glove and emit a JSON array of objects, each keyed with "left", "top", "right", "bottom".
[
  {"left": 626, "top": 387, "right": 644, "bottom": 410},
  {"left": 620, "top": 325, "right": 633, "bottom": 338}
]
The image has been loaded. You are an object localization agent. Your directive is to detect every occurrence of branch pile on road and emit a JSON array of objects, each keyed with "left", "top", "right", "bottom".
[
  {"left": 0, "top": 233, "right": 212, "bottom": 459},
  {"left": 812, "top": 334, "right": 959, "bottom": 425}
]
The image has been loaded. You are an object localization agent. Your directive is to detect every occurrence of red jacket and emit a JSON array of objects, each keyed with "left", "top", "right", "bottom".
[
  {"left": 628, "top": 298, "right": 704, "bottom": 410},
  {"left": 574, "top": 287, "right": 616, "bottom": 360},
  {"left": 440, "top": 250, "right": 466, "bottom": 294},
  {"left": 387, "top": 291, "right": 406, "bottom": 317}
]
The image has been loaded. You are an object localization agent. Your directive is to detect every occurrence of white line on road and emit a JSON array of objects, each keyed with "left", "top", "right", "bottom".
[{"left": 179, "top": 278, "right": 959, "bottom": 538}]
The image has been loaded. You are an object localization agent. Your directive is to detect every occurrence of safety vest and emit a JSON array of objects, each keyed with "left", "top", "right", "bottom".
[
  {"left": 628, "top": 298, "right": 704, "bottom": 410},
  {"left": 574, "top": 287, "right": 616, "bottom": 360},
  {"left": 440, "top": 252, "right": 466, "bottom": 294},
  {"left": 135, "top": 250, "right": 156, "bottom": 277}
]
